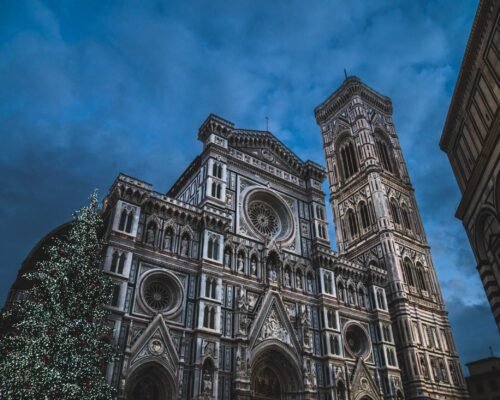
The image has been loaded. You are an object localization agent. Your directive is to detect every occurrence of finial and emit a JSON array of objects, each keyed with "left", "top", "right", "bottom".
[
  {"left": 265, "top": 116, "right": 269, "bottom": 131},
  {"left": 344, "top": 68, "right": 348, "bottom": 80}
]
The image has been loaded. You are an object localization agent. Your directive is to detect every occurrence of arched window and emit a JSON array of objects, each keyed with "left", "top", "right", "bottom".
[
  {"left": 205, "top": 278, "right": 212, "bottom": 297},
  {"left": 211, "top": 280, "right": 217, "bottom": 299},
  {"left": 329, "top": 335, "right": 335, "bottom": 354},
  {"left": 209, "top": 307, "right": 216, "bottom": 329},
  {"left": 375, "top": 136, "right": 394, "bottom": 173},
  {"left": 339, "top": 140, "right": 359, "bottom": 180},
  {"left": 118, "top": 210, "right": 127, "bottom": 231},
  {"left": 327, "top": 309, "right": 336, "bottom": 328},
  {"left": 359, "top": 202, "right": 370, "bottom": 229},
  {"left": 216, "top": 184, "right": 222, "bottom": 199},
  {"left": 401, "top": 206, "right": 412, "bottom": 230},
  {"left": 333, "top": 336, "right": 340, "bottom": 355},
  {"left": 390, "top": 200, "right": 400, "bottom": 225},
  {"left": 125, "top": 211, "right": 134, "bottom": 233},
  {"left": 347, "top": 209, "right": 359, "bottom": 238},
  {"left": 118, "top": 253, "right": 126, "bottom": 274},
  {"left": 207, "top": 237, "right": 214, "bottom": 259},
  {"left": 203, "top": 306, "right": 210, "bottom": 327},
  {"left": 416, "top": 262, "right": 427, "bottom": 291},
  {"left": 212, "top": 162, "right": 222, "bottom": 178},
  {"left": 324, "top": 272, "right": 332, "bottom": 294},
  {"left": 377, "top": 289, "right": 386, "bottom": 310},
  {"left": 403, "top": 258, "right": 415, "bottom": 287},
  {"left": 110, "top": 251, "right": 119, "bottom": 273}
]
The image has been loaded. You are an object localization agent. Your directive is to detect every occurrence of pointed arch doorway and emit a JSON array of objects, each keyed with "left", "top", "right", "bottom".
[
  {"left": 126, "top": 363, "right": 176, "bottom": 400},
  {"left": 250, "top": 343, "right": 302, "bottom": 400}
]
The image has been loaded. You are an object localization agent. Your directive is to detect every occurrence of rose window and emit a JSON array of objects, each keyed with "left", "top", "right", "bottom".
[
  {"left": 344, "top": 323, "right": 371, "bottom": 359},
  {"left": 248, "top": 201, "right": 280, "bottom": 237},
  {"left": 140, "top": 271, "right": 183, "bottom": 316},
  {"left": 243, "top": 188, "right": 295, "bottom": 242},
  {"left": 144, "top": 278, "right": 171, "bottom": 311}
]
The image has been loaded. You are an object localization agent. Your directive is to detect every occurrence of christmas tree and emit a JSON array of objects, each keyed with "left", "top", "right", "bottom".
[{"left": 0, "top": 192, "right": 117, "bottom": 400}]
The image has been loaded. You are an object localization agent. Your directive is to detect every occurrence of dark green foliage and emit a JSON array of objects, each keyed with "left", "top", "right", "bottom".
[{"left": 0, "top": 192, "right": 117, "bottom": 400}]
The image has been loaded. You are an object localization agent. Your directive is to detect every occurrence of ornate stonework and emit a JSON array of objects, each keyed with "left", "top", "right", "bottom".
[{"left": 6, "top": 79, "right": 468, "bottom": 400}]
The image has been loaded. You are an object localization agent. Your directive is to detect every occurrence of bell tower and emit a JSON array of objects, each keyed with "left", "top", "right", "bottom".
[{"left": 315, "top": 77, "right": 468, "bottom": 400}]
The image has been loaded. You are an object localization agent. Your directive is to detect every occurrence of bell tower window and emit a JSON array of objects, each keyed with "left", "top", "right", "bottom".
[{"left": 338, "top": 139, "right": 359, "bottom": 181}]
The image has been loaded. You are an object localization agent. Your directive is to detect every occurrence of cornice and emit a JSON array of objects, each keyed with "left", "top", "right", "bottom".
[
  {"left": 314, "top": 76, "right": 393, "bottom": 125},
  {"left": 440, "top": 0, "right": 496, "bottom": 151}
]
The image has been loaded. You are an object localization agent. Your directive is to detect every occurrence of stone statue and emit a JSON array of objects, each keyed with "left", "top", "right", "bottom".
[
  {"left": 237, "top": 290, "right": 249, "bottom": 313},
  {"left": 251, "top": 258, "right": 257, "bottom": 276},
  {"left": 202, "top": 371, "right": 212, "bottom": 394},
  {"left": 307, "top": 275, "right": 313, "bottom": 292},
  {"left": 238, "top": 254, "right": 244, "bottom": 272},
  {"left": 163, "top": 231, "right": 172, "bottom": 250},
  {"left": 296, "top": 273, "right": 302, "bottom": 289},
  {"left": 146, "top": 226, "right": 155, "bottom": 245},
  {"left": 181, "top": 236, "right": 189, "bottom": 256},
  {"left": 284, "top": 270, "right": 291, "bottom": 286},
  {"left": 224, "top": 251, "right": 231, "bottom": 268}
]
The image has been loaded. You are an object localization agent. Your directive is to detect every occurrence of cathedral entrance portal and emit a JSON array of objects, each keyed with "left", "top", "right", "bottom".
[
  {"left": 250, "top": 345, "right": 302, "bottom": 400},
  {"left": 126, "top": 363, "right": 175, "bottom": 400}
]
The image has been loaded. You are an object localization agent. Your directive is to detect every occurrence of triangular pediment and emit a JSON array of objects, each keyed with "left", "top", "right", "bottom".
[
  {"left": 350, "top": 358, "right": 381, "bottom": 400},
  {"left": 248, "top": 290, "right": 301, "bottom": 352},
  {"left": 129, "top": 314, "right": 180, "bottom": 375},
  {"left": 231, "top": 131, "right": 305, "bottom": 176}
]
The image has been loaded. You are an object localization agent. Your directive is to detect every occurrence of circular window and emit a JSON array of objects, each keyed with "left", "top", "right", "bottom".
[
  {"left": 248, "top": 201, "right": 280, "bottom": 237},
  {"left": 344, "top": 323, "right": 371, "bottom": 359},
  {"left": 243, "top": 188, "right": 294, "bottom": 242},
  {"left": 140, "top": 270, "right": 183, "bottom": 316}
]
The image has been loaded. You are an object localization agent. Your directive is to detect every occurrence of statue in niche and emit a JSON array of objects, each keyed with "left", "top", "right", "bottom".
[
  {"left": 237, "top": 253, "right": 244, "bottom": 272},
  {"left": 303, "top": 361, "right": 311, "bottom": 387},
  {"left": 251, "top": 258, "right": 257, "bottom": 276},
  {"left": 181, "top": 235, "right": 189, "bottom": 256},
  {"left": 163, "top": 230, "right": 172, "bottom": 250},
  {"left": 284, "top": 269, "right": 291, "bottom": 286},
  {"left": 267, "top": 258, "right": 277, "bottom": 282},
  {"left": 224, "top": 250, "right": 231, "bottom": 269},
  {"left": 202, "top": 370, "right": 212, "bottom": 394},
  {"left": 146, "top": 225, "right": 155, "bottom": 245},
  {"left": 307, "top": 275, "right": 313, "bottom": 292},
  {"left": 237, "top": 290, "right": 249, "bottom": 313},
  {"left": 296, "top": 273, "right": 302, "bottom": 289},
  {"left": 299, "top": 306, "right": 311, "bottom": 347}
]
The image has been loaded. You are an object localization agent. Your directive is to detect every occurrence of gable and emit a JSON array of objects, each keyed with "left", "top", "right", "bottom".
[
  {"left": 129, "top": 314, "right": 179, "bottom": 375},
  {"left": 248, "top": 290, "right": 301, "bottom": 352}
]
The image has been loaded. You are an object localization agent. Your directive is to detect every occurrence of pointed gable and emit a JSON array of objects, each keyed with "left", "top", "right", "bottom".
[
  {"left": 350, "top": 357, "right": 381, "bottom": 400},
  {"left": 129, "top": 314, "right": 180, "bottom": 376},
  {"left": 229, "top": 130, "right": 306, "bottom": 176},
  {"left": 248, "top": 290, "right": 301, "bottom": 352}
]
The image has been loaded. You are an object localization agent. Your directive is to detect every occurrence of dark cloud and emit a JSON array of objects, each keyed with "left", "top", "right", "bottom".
[{"left": 0, "top": 0, "right": 488, "bottom": 368}]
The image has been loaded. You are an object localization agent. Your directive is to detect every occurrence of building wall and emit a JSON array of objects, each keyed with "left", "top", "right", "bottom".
[
  {"left": 316, "top": 77, "right": 469, "bottom": 400},
  {"left": 440, "top": 0, "right": 500, "bottom": 329}
]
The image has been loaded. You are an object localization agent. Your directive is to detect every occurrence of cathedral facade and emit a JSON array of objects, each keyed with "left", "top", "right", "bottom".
[{"left": 7, "top": 78, "right": 469, "bottom": 400}]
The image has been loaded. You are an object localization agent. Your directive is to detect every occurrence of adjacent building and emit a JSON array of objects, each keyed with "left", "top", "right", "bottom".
[
  {"left": 440, "top": 0, "right": 500, "bottom": 329},
  {"left": 465, "top": 357, "right": 500, "bottom": 400},
  {"left": 6, "top": 78, "right": 468, "bottom": 400}
]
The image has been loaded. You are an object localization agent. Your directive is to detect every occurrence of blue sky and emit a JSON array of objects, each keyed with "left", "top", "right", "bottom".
[{"left": 0, "top": 0, "right": 497, "bottom": 370}]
